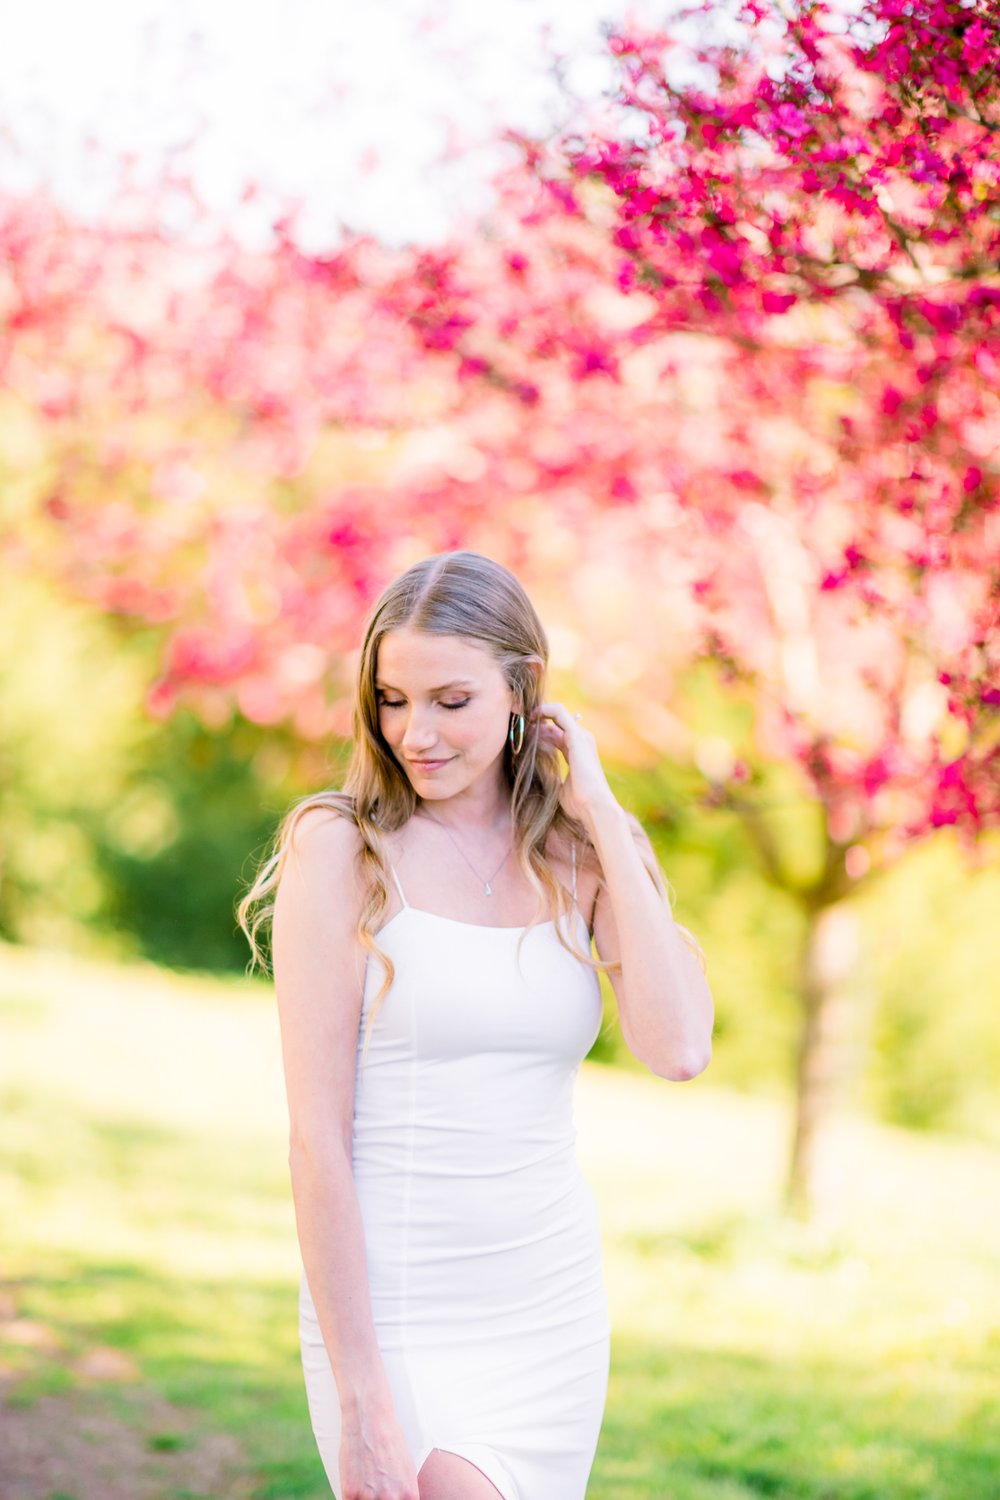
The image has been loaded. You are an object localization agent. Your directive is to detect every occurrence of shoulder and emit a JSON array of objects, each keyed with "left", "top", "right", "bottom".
[
  {"left": 273, "top": 797, "right": 368, "bottom": 960},
  {"left": 547, "top": 809, "right": 653, "bottom": 873},
  {"left": 281, "top": 796, "right": 364, "bottom": 894},
  {"left": 543, "top": 820, "right": 581, "bottom": 868},
  {"left": 543, "top": 821, "right": 597, "bottom": 918}
]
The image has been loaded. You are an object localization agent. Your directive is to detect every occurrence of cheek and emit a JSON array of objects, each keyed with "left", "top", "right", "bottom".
[{"left": 461, "top": 705, "right": 509, "bottom": 753}]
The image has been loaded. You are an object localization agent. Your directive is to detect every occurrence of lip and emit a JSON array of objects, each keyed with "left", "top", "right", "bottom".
[{"left": 408, "top": 757, "right": 454, "bottom": 772}]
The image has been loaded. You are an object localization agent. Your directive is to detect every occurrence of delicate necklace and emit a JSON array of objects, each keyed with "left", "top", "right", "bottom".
[{"left": 420, "top": 811, "right": 512, "bottom": 897}]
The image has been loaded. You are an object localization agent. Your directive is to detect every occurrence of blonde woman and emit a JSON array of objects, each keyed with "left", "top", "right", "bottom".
[{"left": 239, "top": 551, "right": 713, "bottom": 1500}]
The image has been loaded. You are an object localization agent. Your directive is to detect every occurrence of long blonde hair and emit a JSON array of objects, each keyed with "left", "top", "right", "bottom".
[{"left": 237, "top": 551, "right": 700, "bottom": 1048}]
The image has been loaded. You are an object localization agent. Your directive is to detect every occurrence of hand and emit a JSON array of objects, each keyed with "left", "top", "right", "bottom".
[
  {"left": 531, "top": 701, "right": 619, "bottom": 829},
  {"left": 339, "top": 1401, "right": 420, "bottom": 1500}
]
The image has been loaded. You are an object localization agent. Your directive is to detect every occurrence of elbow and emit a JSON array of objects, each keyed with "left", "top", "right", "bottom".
[
  {"left": 288, "top": 1129, "right": 352, "bottom": 1181},
  {"left": 648, "top": 1042, "right": 712, "bottom": 1083}
]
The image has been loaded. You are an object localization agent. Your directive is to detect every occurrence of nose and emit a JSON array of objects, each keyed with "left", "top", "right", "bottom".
[{"left": 400, "top": 710, "right": 438, "bottom": 755}]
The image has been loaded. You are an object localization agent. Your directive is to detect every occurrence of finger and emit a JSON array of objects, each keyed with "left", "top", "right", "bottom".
[{"left": 533, "top": 701, "right": 579, "bottom": 728}]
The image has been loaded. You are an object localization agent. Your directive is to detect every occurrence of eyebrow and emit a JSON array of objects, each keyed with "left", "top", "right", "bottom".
[{"left": 375, "top": 679, "right": 475, "bottom": 693}]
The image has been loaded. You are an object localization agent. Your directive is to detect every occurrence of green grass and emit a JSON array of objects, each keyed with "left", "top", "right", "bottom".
[{"left": 1, "top": 940, "right": 998, "bottom": 1499}]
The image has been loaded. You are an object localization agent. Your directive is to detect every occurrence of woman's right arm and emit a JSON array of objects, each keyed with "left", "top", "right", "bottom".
[{"left": 271, "top": 810, "right": 419, "bottom": 1500}]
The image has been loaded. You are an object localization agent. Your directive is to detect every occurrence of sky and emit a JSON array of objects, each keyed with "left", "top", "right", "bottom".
[{"left": 0, "top": 0, "right": 704, "bottom": 251}]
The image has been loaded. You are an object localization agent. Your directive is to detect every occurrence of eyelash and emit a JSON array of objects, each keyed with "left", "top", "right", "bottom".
[{"left": 378, "top": 698, "right": 471, "bottom": 712}]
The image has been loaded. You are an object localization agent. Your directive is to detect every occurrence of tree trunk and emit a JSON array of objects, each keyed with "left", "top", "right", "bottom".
[{"left": 786, "top": 898, "right": 867, "bottom": 1226}]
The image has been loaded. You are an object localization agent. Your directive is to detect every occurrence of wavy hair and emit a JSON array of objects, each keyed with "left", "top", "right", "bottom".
[{"left": 237, "top": 550, "right": 703, "bottom": 1053}]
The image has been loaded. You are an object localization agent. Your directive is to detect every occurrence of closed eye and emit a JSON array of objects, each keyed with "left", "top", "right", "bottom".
[{"left": 377, "top": 697, "right": 470, "bottom": 711}]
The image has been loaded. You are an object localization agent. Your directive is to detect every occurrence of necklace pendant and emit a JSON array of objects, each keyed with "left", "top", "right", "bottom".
[{"left": 484, "top": 882, "right": 493, "bottom": 896}]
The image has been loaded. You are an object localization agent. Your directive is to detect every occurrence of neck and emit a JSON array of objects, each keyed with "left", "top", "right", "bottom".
[{"left": 418, "top": 769, "right": 511, "bottom": 833}]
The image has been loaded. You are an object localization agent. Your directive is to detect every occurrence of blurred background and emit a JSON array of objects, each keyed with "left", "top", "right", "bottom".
[{"left": 2, "top": 1, "right": 998, "bottom": 1497}]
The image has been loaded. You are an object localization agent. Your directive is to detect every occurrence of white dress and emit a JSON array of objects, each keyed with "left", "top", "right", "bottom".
[{"left": 299, "top": 850, "right": 610, "bottom": 1500}]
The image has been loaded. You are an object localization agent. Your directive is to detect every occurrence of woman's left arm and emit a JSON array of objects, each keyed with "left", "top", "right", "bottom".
[{"left": 535, "top": 701, "right": 715, "bottom": 1082}]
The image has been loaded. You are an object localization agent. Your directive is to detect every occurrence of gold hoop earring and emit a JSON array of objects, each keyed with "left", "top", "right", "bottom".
[{"left": 509, "top": 712, "right": 526, "bottom": 756}]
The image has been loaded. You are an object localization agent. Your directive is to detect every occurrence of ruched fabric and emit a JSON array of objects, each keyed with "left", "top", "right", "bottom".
[{"left": 299, "top": 865, "right": 610, "bottom": 1500}]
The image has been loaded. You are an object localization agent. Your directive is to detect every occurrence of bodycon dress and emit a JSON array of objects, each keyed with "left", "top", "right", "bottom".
[{"left": 299, "top": 851, "right": 611, "bottom": 1500}]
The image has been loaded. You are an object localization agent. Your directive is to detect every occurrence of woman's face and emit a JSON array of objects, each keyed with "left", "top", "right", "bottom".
[{"left": 375, "top": 628, "right": 516, "bottom": 801}]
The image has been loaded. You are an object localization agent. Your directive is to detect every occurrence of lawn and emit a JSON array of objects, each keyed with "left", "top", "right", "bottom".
[{"left": 1, "top": 939, "right": 998, "bottom": 1499}]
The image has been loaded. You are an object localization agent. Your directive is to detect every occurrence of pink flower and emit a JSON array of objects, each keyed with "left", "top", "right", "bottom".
[
  {"left": 571, "top": 344, "right": 619, "bottom": 380},
  {"left": 772, "top": 103, "right": 811, "bottom": 139},
  {"left": 615, "top": 224, "right": 643, "bottom": 252},
  {"left": 146, "top": 679, "right": 177, "bottom": 720},
  {"left": 610, "top": 473, "right": 638, "bottom": 502},
  {"left": 961, "top": 19, "right": 993, "bottom": 71}
]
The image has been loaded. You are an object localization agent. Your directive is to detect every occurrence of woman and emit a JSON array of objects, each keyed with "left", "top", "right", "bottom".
[{"left": 239, "top": 550, "right": 713, "bottom": 1500}]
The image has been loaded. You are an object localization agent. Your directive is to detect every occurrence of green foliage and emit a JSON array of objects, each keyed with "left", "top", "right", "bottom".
[
  {"left": 0, "top": 575, "right": 149, "bottom": 952},
  {"left": 859, "top": 831, "right": 1000, "bottom": 1140},
  {"left": 0, "top": 574, "right": 316, "bottom": 973},
  {"left": 93, "top": 712, "right": 305, "bottom": 973}
]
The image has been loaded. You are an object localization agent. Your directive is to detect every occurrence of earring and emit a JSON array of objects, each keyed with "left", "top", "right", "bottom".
[{"left": 509, "top": 711, "right": 526, "bottom": 756}]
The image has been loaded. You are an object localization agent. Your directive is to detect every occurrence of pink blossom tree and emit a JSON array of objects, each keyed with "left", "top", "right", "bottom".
[{"left": 2, "top": 0, "right": 996, "bottom": 1218}]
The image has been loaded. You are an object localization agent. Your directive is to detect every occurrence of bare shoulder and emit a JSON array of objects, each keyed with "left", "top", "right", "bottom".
[
  {"left": 277, "top": 801, "right": 365, "bottom": 928},
  {"left": 549, "top": 809, "right": 654, "bottom": 876},
  {"left": 544, "top": 821, "right": 582, "bottom": 867},
  {"left": 544, "top": 821, "right": 600, "bottom": 921},
  {"left": 288, "top": 801, "right": 362, "bottom": 866}
]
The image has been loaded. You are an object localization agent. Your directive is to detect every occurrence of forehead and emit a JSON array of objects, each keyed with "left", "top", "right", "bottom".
[{"left": 376, "top": 628, "right": 500, "bottom": 687}]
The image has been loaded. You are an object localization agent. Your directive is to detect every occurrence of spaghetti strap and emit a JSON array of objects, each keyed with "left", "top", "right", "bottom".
[{"left": 389, "top": 862, "right": 409, "bottom": 908}]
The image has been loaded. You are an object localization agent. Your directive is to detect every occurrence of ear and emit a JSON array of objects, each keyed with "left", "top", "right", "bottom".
[{"left": 513, "top": 654, "right": 546, "bottom": 713}]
